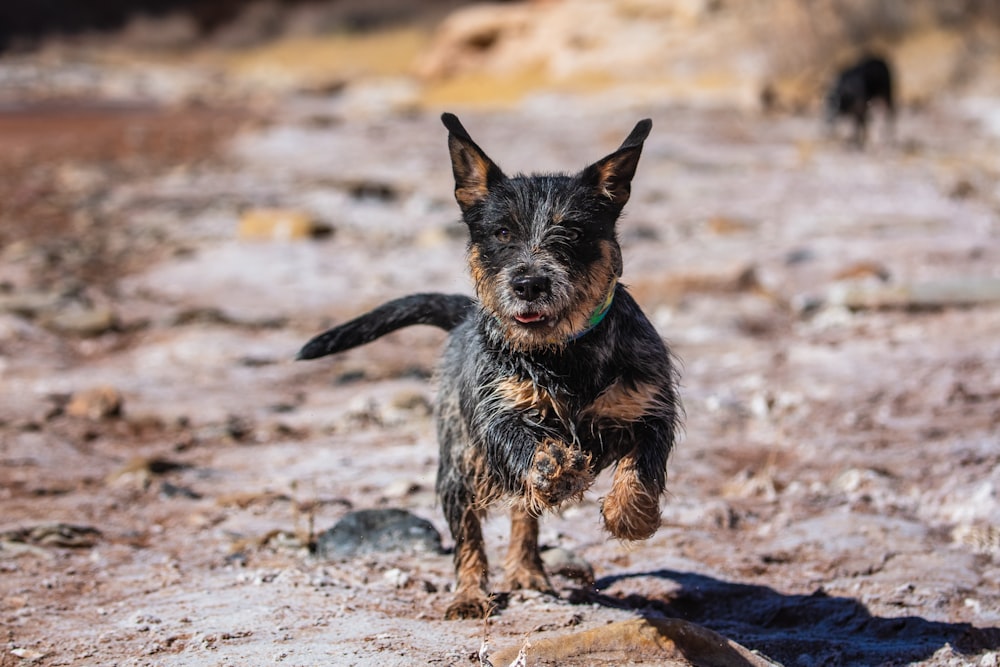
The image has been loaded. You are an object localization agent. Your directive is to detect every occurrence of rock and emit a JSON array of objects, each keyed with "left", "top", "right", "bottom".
[
  {"left": 10, "top": 647, "right": 47, "bottom": 661},
  {"left": 106, "top": 456, "right": 188, "bottom": 490},
  {"left": 389, "top": 389, "right": 433, "bottom": 416},
  {"left": 314, "top": 508, "right": 442, "bottom": 559},
  {"left": 827, "top": 277, "right": 1000, "bottom": 310},
  {"left": 0, "top": 290, "right": 62, "bottom": 318},
  {"left": 540, "top": 547, "right": 595, "bottom": 585},
  {"left": 415, "top": 1, "right": 765, "bottom": 108},
  {"left": 415, "top": 3, "right": 535, "bottom": 79},
  {"left": 44, "top": 303, "right": 117, "bottom": 336},
  {"left": 159, "top": 481, "right": 203, "bottom": 500},
  {"left": 486, "top": 617, "right": 780, "bottom": 667},
  {"left": 0, "top": 286, "right": 118, "bottom": 337},
  {"left": 238, "top": 208, "right": 332, "bottom": 241},
  {"left": 65, "top": 386, "right": 123, "bottom": 420},
  {"left": 382, "top": 567, "right": 410, "bottom": 588},
  {"left": 706, "top": 215, "right": 756, "bottom": 235},
  {"left": 1, "top": 523, "right": 102, "bottom": 549},
  {"left": 831, "top": 260, "right": 891, "bottom": 282},
  {"left": 380, "top": 478, "right": 423, "bottom": 499}
]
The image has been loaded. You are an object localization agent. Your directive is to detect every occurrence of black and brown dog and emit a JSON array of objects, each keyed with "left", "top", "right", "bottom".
[
  {"left": 299, "top": 114, "right": 682, "bottom": 619},
  {"left": 826, "top": 55, "right": 895, "bottom": 147}
]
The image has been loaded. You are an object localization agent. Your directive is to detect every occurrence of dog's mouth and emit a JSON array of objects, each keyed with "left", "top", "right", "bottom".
[{"left": 513, "top": 311, "right": 551, "bottom": 327}]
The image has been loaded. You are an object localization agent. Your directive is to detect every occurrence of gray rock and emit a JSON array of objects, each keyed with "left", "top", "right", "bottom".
[
  {"left": 541, "top": 546, "right": 595, "bottom": 585},
  {"left": 315, "top": 508, "right": 443, "bottom": 559}
]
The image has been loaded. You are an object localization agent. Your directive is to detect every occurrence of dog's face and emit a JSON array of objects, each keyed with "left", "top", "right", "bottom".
[{"left": 442, "top": 113, "right": 651, "bottom": 351}]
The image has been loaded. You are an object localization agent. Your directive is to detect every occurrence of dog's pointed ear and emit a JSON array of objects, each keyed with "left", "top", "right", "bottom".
[
  {"left": 579, "top": 118, "right": 652, "bottom": 208},
  {"left": 442, "top": 112, "right": 505, "bottom": 214}
]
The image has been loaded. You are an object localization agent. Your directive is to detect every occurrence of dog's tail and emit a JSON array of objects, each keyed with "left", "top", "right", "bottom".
[{"left": 296, "top": 293, "right": 476, "bottom": 361}]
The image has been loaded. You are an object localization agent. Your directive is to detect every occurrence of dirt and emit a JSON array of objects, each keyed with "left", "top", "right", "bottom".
[{"left": 2, "top": 51, "right": 1000, "bottom": 667}]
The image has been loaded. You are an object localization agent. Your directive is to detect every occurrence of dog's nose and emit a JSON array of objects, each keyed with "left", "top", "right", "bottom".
[{"left": 511, "top": 275, "right": 550, "bottom": 302}]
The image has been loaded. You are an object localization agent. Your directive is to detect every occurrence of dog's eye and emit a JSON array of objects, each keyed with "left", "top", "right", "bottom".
[
  {"left": 495, "top": 227, "right": 511, "bottom": 242},
  {"left": 563, "top": 228, "right": 580, "bottom": 242}
]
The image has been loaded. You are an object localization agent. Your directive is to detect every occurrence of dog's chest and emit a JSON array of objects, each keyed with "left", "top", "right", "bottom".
[{"left": 496, "top": 375, "right": 662, "bottom": 432}]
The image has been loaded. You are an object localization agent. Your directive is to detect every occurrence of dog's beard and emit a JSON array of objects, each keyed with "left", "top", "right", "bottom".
[{"left": 478, "top": 265, "right": 615, "bottom": 352}]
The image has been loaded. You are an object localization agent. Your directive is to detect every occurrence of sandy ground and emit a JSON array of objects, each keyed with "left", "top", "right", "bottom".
[{"left": 2, "top": 68, "right": 1000, "bottom": 666}]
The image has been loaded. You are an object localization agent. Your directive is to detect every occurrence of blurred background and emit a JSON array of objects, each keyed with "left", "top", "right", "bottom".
[
  {"left": 2, "top": 2, "right": 999, "bottom": 665},
  {"left": 3, "top": 0, "right": 1000, "bottom": 298},
  {"left": 2, "top": 0, "right": 1000, "bottom": 107}
]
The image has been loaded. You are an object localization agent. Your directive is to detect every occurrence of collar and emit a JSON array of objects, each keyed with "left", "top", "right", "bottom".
[{"left": 566, "top": 278, "right": 617, "bottom": 342}]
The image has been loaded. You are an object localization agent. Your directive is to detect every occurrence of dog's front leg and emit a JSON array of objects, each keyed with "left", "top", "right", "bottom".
[
  {"left": 476, "top": 411, "right": 594, "bottom": 514},
  {"left": 601, "top": 422, "right": 671, "bottom": 541},
  {"left": 479, "top": 377, "right": 595, "bottom": 513}
]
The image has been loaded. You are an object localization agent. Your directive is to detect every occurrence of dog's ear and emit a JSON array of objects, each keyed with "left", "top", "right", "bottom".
[
  {"left": 579, "top": 118, "right": 652, "bottom": 208},
  {"left": 442, "top": 112, "right": 505, "bottom": 214}
]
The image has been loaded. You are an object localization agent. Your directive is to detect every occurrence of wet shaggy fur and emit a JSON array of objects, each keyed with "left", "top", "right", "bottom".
[{"left": 299, "top": 113, "right": 682, "bottom": 620}]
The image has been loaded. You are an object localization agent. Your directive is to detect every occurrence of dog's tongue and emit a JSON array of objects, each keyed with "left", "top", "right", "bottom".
[{"left": 515, "top": 312, "right": 545, "bottom": 324}]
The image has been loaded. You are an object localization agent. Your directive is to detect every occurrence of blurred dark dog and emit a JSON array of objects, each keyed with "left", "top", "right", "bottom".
[
  {"left": 826, "top": 55, "right": 895, "bottom": 147},
  {"left": 299, "top": 113, "right": 681, "bottom": 619}
]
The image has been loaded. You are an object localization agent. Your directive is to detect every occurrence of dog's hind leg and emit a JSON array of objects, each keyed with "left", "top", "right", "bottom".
[{"left": 502, "top": 505, "right": 553, "bottom": 594}]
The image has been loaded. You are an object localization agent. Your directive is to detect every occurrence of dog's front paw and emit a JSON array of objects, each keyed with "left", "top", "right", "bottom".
[
  {"left": 601, "top": 475, "right": 661, "bottom": 541},
  {"left": 526, "top": 438, "right": 593, "bottom": 512}
]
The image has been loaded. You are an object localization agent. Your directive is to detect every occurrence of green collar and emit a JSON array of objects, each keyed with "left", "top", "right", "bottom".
[{"left": 567, "top": 279, "right": 616, "bottom": 341}]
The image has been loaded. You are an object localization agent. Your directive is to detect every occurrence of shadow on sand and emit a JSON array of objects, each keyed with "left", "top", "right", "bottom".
[{"left": 576, "top": 569, "right": 1000, "bottom": 665}]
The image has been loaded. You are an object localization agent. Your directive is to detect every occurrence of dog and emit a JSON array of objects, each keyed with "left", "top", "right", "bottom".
[
  {"left": 298, "top": 113, "right": 682, "bottom": 619},
  {"left": 825, "top": 55, "right": 895, "bottom": 147}
]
